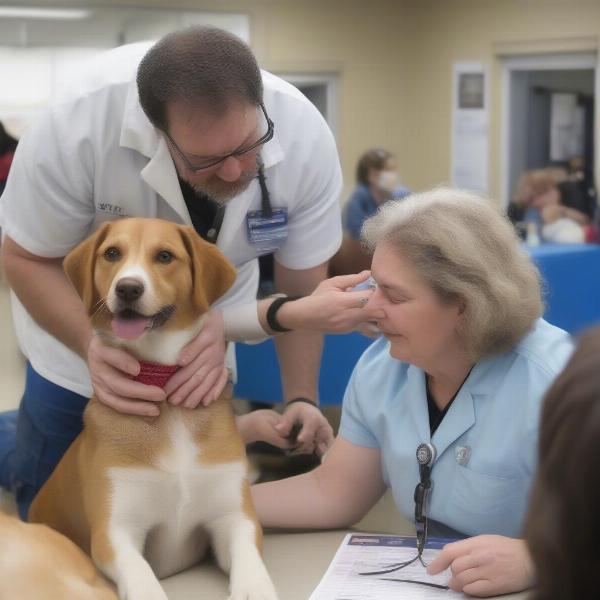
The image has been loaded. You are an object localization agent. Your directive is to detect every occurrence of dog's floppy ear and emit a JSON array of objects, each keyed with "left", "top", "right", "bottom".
[
  {"left": 63, "top": 222, "right": 111, "bottom": 314},
  {"left": 177, "top": 225, "right": 237, "bottom": 312}
]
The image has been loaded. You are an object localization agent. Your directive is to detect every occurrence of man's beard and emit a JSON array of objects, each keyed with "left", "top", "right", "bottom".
[{"left": 187, "top": 167, "right": 258, "bottom": 203}]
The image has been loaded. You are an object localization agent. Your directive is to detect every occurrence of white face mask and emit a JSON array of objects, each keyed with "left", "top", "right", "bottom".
[{"left": 377, "top": 170, "right": 398, "bottom": 193}]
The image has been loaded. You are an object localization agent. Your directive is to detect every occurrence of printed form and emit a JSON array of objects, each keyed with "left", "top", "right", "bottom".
[{"left": 309, "top": 534, "right": 463, "bottom": 600}]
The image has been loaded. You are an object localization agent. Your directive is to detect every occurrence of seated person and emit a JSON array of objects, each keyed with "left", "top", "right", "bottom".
[
  {"left": 524, "top": 326, "right": 600, "bottom": 600},
  {"left": 566, "top": 153, "right": 597, "bottom": 200},
  {"left": 330, "top": 148, "right": 410, "bottom": 275},
  {"left": 511, "top": 168, "right": 596, "bottom": 244},
  {"left": 252, "top": 187, "right": 574, "bottom": 597}
]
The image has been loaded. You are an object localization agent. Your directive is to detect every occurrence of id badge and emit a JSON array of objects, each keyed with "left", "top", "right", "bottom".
[{"left": 246, "top": 208, "right": 288, "bottom": 255}]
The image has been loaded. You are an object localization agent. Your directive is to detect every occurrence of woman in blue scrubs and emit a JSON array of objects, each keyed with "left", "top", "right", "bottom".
[{"left": 252, "top": 187, "right": 574, "bottom": 597}]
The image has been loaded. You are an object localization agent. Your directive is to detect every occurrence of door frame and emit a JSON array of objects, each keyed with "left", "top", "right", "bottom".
[
  {"left": 276, "top": 72, "right": 339, "bottom": 136},
  {"left": 500, "top": 52, "right": 597, "bottom": 207}
]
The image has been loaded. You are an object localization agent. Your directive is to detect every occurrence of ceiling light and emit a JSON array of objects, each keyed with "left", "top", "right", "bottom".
[{"left": 0, "top": 6, "right": 91, "bottom": 20}]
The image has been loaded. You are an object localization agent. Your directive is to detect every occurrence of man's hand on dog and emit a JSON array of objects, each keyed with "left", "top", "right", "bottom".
[
  {"left": 165, "top": 310, "right": 228, "bottom": 408},
  {"left": 87, "top": 335, "right": 165, "bottom": 417},
  {"left": 88, "top": 311, "right": 227, "bottom": 416},
  {"left": 275, "top": 402, "right": 333, "bottom": 456}
]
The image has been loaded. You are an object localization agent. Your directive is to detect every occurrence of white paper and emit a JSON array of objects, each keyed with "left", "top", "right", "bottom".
[
  {"left": 550, "top": 93, "right": 584, "bottom": 161},
  {"left": 309, "top": 533, "right": 462, "bottom": 600},
  {"left": 451, "top": 63, "right": 489, "bottom": 195}
]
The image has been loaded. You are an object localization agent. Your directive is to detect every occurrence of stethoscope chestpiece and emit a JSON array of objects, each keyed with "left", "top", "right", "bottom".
[{"left": 416, "top": 442, "right": 437, "bottom": 467}]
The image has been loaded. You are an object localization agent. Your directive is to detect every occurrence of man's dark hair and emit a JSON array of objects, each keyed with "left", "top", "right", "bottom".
[
  {"left": 356, "top": 148, "right": 394, "bottom": 185},
  {"left": 524, "top": 326, "right": 600, "bottom": 600},
  {"left": 137, "top": 26, "right": 263, "bottom": 131}
]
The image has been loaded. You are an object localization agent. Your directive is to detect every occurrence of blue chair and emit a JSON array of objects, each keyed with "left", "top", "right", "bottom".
[
  {"left": 527, "top": 243, "right": 600, "bottom": 334},
  {"left": 234, "top": 332, "right": 372, "bottom": 406}
]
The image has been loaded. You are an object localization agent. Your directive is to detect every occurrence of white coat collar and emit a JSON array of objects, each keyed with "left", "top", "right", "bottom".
[
  {"left": 119, "top": 79, "right": 159, "bottom": 159},
  {"left": 118, "top": 80, "right": 189, "bottom": 223},
  {"left": 259, "top": 121, "right": 284, "bottom": 169}
]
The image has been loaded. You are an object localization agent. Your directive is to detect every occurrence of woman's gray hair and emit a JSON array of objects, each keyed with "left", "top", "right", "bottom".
[{"left": 362, "top": 187, "right": 543, "bottom": 359}]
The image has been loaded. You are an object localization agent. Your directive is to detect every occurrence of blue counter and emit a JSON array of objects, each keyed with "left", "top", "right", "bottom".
[
  {"left": 526, "top": 243, "right": 600, "bottom": 335},
  {"left": 235, "top": 332, "right": 372, "bottom": 407}
]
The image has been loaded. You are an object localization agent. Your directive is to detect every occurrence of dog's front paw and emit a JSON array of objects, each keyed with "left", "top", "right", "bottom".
[
  {"left": 122, "top": 583, "right": 169, "bottom": 600},
  {"left": 228, "top": 576, "right": 278, "bottom": 600}
]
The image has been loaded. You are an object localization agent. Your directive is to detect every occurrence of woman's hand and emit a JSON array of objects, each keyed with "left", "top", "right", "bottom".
[
  {"left": 237, "top": 406, "right": 333, "bottom": 456},
  {"left": 277, "top": 271, "right": 383, "bottom": 334},
  {"left": 236, "top": 409, "right": 293, "bottom": 448},
  {"left": 274, "top": 402, "right": 334, "bottom": 456},
  {"left": 165, "top": 310, "right": 228, "bottom": 409},
  {"left": 426, "top": 535, "right": 535, "bottom": 597},
  {"left": 87, "top": 335, "right": 166, "bottom": 417}
]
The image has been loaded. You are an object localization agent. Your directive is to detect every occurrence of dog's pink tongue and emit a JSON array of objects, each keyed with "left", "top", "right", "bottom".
[{"left": 111, "top": 316, "right": 152, "bottom": 340}]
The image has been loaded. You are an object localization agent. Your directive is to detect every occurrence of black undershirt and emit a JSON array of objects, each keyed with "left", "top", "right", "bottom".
[
  {"left": 178, "top": 177, "right": 220, "bottom": 243},
  {"left": 426, "top": 368, "right": 474, "bottom": 436}
]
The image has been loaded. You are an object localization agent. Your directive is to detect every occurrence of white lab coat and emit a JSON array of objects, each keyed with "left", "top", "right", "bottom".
[{"left": 0, "top": 42, "right": 342, "bottom": 396}]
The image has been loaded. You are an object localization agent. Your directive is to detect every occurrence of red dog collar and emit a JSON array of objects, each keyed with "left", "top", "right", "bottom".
[{"left": 134, "top": 361, "right": 179, "bottom": 388}]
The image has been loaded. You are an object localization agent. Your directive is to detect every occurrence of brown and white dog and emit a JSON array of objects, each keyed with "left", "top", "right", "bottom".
[
  {"left": 0, "top": 510, "right": 117, "bottom": 599},
  {"left": 28, "top": 218, "right": 278, "bottom": 600}
]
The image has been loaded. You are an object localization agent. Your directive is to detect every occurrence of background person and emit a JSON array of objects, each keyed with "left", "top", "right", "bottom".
[
  {"left": 524, "top": 326, "right": 600, "bottom": 600},
  {"left": 252, "top": 187, "right": 573, "bottom": 597},
  {"left": 510, "top": 168, "right": 597, "bottom": 243},
  {"left": 0, "top": 27, "right": 377, "bottom": 518},
  {"left": 330, "top": 148, "right": 410, "bottom": 275}
]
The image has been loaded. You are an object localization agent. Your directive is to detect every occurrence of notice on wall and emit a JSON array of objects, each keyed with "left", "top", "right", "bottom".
[
  {"left": 550, "top": 92, "right": 584, "bottom": 162},
  {"left": 451, "top": 62, "right": 489, "bottom": 195}
]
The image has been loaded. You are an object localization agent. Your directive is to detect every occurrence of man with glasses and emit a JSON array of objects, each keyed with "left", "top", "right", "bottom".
[{"left": 0, "top": 27, "right": 367, "bottom": 518}]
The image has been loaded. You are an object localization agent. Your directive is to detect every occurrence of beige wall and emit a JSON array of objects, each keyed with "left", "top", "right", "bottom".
[
  {"left": 23, "top": 0, "right": 600, "bottom": 201},
  {"left": 251, "top": 0, "right": 413, "bottom": 201},
  {"left": 400, "top": 0, "right": 600, "bottom": 200}
]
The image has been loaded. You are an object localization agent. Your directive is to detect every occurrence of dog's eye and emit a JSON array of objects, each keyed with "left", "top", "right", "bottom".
[
  {"left": 156, "top": 250, "right": 173, "bottom": 264},
  {"left": 104, "top": 247, "right": 121, "bottom": 261}
]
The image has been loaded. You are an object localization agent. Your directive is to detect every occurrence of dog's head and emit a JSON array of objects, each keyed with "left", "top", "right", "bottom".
[{"left": 64, "top": 218, "right": 236, "bottom": 341}]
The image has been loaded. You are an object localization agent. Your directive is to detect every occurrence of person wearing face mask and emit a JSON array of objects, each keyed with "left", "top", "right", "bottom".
[
  {"left": 330, "top": 148, "right": 410, "bottom": 276},
  {"left": 510, "top": 168, "right": 597, "bottom": 244}
]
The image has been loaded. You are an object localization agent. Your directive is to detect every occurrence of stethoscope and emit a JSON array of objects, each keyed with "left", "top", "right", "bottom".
[
  {"left": 414, "top": 442, "right": 436, "bottom": 557},
  {"left": 357, "top": 442, "right": 448, "bottom": 591},
  {"left": 256, "top": 162, "right": 273, "bottom": 216},
  {"left": 206, "top": 162, "right": 272, "bottom": 245}
]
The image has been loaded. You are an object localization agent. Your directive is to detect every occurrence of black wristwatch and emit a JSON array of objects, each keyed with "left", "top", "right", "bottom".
[
  {"left": 266, "top": 295, "right": 299, "bottom": 333},
  {"left": 285, "top": 397, "right": 320, "bottom": 411}
]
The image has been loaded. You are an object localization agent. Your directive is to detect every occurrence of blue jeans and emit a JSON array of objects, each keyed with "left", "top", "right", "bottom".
[{"left": 0, "top": 363, "right": 88, "bottom": 519}]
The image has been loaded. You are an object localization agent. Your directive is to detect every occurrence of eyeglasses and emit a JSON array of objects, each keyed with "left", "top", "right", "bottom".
[
  {"left": 358, "top": 443, "right": 448, "bottom": 591},
  {"left": 165, "top": 103, "right": 274, "bottom": 173}
]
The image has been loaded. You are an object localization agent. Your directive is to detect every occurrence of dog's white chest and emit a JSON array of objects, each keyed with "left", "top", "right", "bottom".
[{"left": 106, "top": 414, "right": 247, "bottom": 576}]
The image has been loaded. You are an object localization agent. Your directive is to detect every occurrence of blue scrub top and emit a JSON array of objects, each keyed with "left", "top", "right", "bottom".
[{"left": 339, "top": 318, "right": 573, "bottom": 538}]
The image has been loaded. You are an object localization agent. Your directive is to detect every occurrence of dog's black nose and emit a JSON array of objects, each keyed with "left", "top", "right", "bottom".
[{"left": 115, "top": 278, "right": 144, "bottom": 302}]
